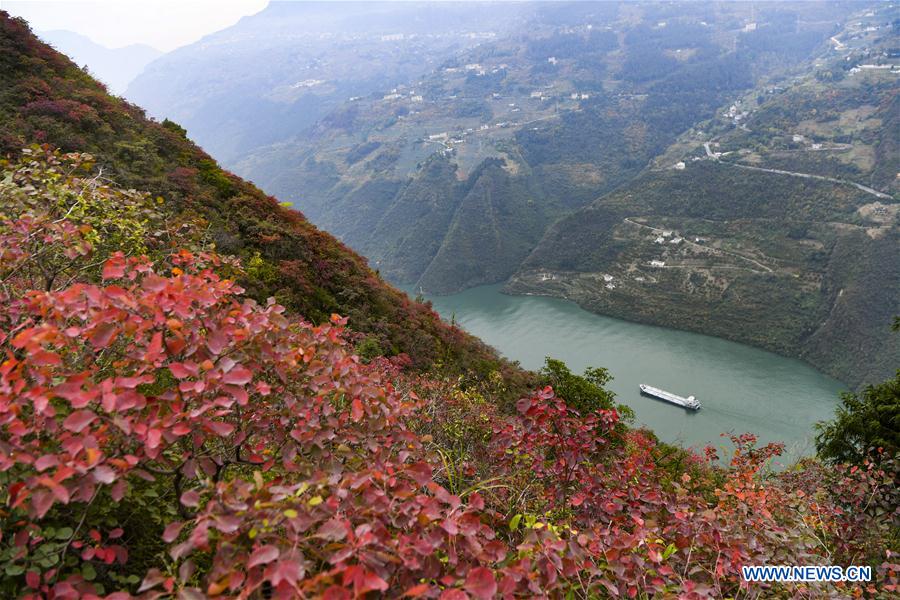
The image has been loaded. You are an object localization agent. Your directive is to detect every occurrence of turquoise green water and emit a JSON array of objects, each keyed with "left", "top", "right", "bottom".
[{"left": 411, "top": 284, "right": 846, "bottom": 464}]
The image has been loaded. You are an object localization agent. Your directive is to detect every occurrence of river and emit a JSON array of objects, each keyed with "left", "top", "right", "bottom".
[{"left": 410, "top": 284, "right": 846, "bottom": 464}]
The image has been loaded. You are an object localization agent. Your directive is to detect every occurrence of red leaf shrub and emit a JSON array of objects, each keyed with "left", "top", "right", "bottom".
[{"left": 0, "top": 191, "right": 897, "bottom": 596}]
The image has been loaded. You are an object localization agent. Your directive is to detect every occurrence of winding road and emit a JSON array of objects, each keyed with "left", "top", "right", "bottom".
[
  {"left": 703, "top": 142, "right": 892, "bottom": 200},
  {"left": 725, "top": 162, "right": 893, "bottom": 200}
]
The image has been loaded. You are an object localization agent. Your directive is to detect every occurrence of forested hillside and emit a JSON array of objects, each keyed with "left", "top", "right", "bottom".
[
  {"left": 1, "top": 10, "right": 898, "bottom": 599},
  {"left": 0, "top": 12, "right": 526, "bottom": 386},
  {"left": 127, "top": 2, "right": 538, "bottom": 164},
  {"left": 512, "top": 7, "right": 899, "bottom": 388}
]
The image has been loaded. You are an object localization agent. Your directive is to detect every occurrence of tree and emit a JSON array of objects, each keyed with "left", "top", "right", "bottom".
[
  {"left": 816, "top": 319, "right": 900, "bottom": 465},
  {"left": 816, "top": 372, "right": 900, "bottom": 465},
  {"left": 538, "top": 357, "right": 632, "bottom": 421}
]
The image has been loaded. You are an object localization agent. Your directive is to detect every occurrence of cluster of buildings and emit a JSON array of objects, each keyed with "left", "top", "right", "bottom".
[
  {"left": 848, "top": 63, "right": 899, "bottom": 76},
  {"left": 725, "top": 100, "right": 750, "bottom": 125},
  {"left": 654, "top": 230, "right": 683, "bottom": 245},
  {"left": 290, "top": 79, "right": 325, "bottom": 89}
]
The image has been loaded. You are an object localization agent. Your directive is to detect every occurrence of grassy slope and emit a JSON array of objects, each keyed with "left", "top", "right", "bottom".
[{"left": 0, "top": 12, "right": 528, "bottom": 386}]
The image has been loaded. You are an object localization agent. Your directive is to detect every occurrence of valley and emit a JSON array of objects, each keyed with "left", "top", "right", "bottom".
[
  {"left": 117, "top": 1, "right": 900, "bottom": 386},
  {"left": 1, "top": 4, "right": 898, "bottom": 597}
]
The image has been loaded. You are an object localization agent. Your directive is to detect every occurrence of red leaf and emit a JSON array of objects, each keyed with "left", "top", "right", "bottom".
[
  {"left": 102, "top": 255, "right": 126, "bottom": 280},
  {"left": 63, "top": 410, "right": 96, "bottom": 433},
  {"left": 407, "top": 462, "right": 433, "bottom": 486},
  {"left": 207, "top": 420, "right": 235, "bottom": 436},
  {"left": 180, "top": 490, "right": 200, "bottom": 507},
  {"left": 89, "top": 322, "right": 118, "bottom": 349},
  {"left": 35, "top": 454, "right": 59, "bottom": 472},
  {"left": 247, "top": 545, "right": 279, "bottom": 568},
  {"left": 359, "top": 571, "right": 389, "bottom": 594},
  {"left": 464, "top": 567, "right": 497, "bottom": 600},
  {"left": 111, "top": 479, "right": 127, "bottom": 501},
  {"left": 271, "top": 558, "right": 304, "bottom": 586},
  {"left": 147, "top": 428, "right": 163, "bottom": 450},
  {"left": 171, "top": 422, "right": 192, "bottom": 436},
  {"left": 222, "top": 365, "right": 252, "bottom": 385},
  {"left": 31, "top": 349, "right": 61, "bottom": 366},
  {"left": 404, "top": 583, "right": 432, "bottom": 597},
  {"left": 351, "top": 397, "right": 364, "bottom": 422},
  {"left": 163, "top": 521, "right": 184, "bottom": 543},
  {"left": 441, "top": 518, "right": 459, "bottom": 535},
  {"left": 92, "top": 465, "right": 116, "bottom": 484},
  {"left": 144, "top": 331, "right": 164, "bottom": 362},
  {"left": 206, "top": 329, "right": 228, "bottom": 355},
  {"left": 317, "top": 518, "right": 347, "bottom": 541},
  {"left": 168, "top": 363, "right": 192, "bottom": 379},
  {"left": 138, "top": 568, "right": 167, "bottom": 593},
  {"left": 321, "top": 587, "right": 351, "bottom": 600},
  {"left": 25, "top": 570, "right": 40, "bottom": 589}
]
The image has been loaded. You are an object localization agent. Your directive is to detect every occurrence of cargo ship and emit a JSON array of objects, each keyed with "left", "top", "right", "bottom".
[{"left": 639, "top": 384, "right": 701, "bottom": 410}]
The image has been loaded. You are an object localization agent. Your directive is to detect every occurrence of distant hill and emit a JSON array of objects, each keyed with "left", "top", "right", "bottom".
[
  {"left": 230, "top": 1, "right": 847, "bottom": 295},
  {"left": 38, "top": 29, "right": 161, "bottom": 94},
  {"left": 126, "top": 1, "right": 538, "bottom": 164}
]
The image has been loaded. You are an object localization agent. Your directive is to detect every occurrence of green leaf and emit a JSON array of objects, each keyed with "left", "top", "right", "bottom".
[
  {"left": 82, "top": 563, "right": 97, "bottom": 581},
  {"left": 55, "top": 527, "right": 74, "bottom": 540},
  {"left": 662, "top": 543, "right": 677, "bottom": 560},
  {"left": 509, "top": 514, "right": 522, "bottom": 531},
  {"left": 5, "top": 563, "right": 25, "bottom": 576}
]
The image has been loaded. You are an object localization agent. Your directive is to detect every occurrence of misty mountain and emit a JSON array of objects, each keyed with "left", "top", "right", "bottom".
[
  {"left": 127, "top": 1, "right": 538, "bottom": 163},
  {"left": 38, "top": 29, "right": 161, "bottom": 95}
]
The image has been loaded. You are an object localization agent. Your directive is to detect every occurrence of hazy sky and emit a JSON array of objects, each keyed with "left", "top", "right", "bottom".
[{"left": 4, "top": 0, "right": 271, "bottom": 52}]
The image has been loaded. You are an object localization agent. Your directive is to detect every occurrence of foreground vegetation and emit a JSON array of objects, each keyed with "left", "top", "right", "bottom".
[{"left": 1, "top": 146, "right": 898, "bottom": 600}]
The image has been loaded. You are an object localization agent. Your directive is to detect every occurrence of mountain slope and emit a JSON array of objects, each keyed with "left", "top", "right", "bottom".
[
  {"left": 0, "top": 11, "right": 523, "bottom": 382},
  {"left": 231, "top": 1, "right": 855, "bottom": 294},
  {"left": 508, "top": 7, "right": 899, "bottom": 388}
]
